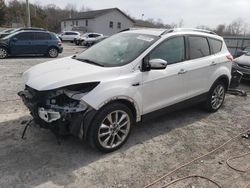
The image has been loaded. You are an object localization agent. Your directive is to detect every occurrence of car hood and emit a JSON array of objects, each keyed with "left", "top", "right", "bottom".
[
  {"left": 234, "top": 55, "right": 250, "bottom": 66},
  {"left": 23, "top": 56, "right": 122, "bottom": 91}
]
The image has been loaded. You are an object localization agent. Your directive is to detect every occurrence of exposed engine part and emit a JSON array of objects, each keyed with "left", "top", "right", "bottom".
[
  {"left": 228, "top": 70, "right": 247, "bottom": 96},
  {"left": 38, "top": 108, "right": 61, "bottom": 123}
]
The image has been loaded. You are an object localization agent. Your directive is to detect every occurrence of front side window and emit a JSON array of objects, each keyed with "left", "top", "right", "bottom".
[
  {"left": 208, "top": 38, "right": 222, "bottom": 54},
  {"left": 189, "top": 36, "right": 210, "bottom": 59},
  {"left": 150, "top": 36, "right": 185, "bottom": 65},
  {"left": 109, "top": 21, "right": 113, "bottom": 28},
  {"left": 76, "top": 33, "right": 159, "bottom": 67}
]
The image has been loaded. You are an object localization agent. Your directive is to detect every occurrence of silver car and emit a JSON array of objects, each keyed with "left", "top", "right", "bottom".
[{"left": 233, "top": 50, "right": 250, "bottom": 80}]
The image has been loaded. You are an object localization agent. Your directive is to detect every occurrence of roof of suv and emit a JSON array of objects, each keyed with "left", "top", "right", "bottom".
[{"left": 125, "top": 28, "right": 221, "bottom": 39}]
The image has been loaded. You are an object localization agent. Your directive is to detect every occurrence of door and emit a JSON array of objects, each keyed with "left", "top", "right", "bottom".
[
  {"left": 9, "top": 32, "right": 35, "bottom": 55},
  {"left": 181, "top": 36, "right": 212, "bottom": 98},
  {"left": 141, "top": 36, "right": 188, "bottom": 114},
  {"left": 33, "top": 32, "right": 51, "bottom": 54}
]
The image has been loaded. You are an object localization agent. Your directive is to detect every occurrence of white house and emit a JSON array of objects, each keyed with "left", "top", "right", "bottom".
[
  {"left": 61, "top": 8, "right": 135, "bottom": 35},
  {"left": 61, "top": 8, "right": 158, "bottom": 35}
]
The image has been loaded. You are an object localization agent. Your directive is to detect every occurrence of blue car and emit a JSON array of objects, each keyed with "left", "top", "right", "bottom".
[{"left": 0, "top": 30, "right": 63, "bottom": 59}]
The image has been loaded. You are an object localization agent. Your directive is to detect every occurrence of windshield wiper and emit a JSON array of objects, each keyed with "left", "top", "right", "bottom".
[{"left": 73, "top": 57, "right": 104, "bottom": 67}]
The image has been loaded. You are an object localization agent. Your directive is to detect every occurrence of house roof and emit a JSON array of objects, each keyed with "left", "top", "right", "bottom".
[
  {"left": 134, "top": 19, "right": 159, "bottom": 28},
  {"left": 62, "top": 8, "right": 135, "bottom": 23}
]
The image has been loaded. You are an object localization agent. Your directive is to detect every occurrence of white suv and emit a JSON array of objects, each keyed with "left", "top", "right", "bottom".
[
  {"left": 18, "top": 28, "right": 232, "bottom": 152},
  {"left": 58, "top": 31, "right": 81, "bottom": 42}
]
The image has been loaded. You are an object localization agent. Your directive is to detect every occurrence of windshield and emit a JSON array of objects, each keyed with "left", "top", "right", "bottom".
[{"left": 75, "top": 32, "right": 159, "bottom": 67}]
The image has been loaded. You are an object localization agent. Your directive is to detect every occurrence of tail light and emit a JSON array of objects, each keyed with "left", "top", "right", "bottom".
[
  {"left": 57, "top": 40, "right": 62, "bottom": 46},
  {"left": 226, "top": 55, "right": 233, "bottom": 61}
]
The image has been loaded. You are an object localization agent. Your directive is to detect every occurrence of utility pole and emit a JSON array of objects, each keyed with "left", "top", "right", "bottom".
[{"left": 26, "top": 0, "right": 31, "bottom": 27}]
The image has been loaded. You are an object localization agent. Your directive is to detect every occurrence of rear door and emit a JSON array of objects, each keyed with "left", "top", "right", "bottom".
[
  {"left": 9, "top": 32, "right": 35, "bottom": 55},
  {"left": 181, "top": 35, "right": 212, "bottom": 98},
  {"left": 33, "top": 32, "right": 51, "bottom": 54}
]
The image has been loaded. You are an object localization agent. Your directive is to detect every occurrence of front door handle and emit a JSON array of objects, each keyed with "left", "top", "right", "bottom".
[
  {"left": 210, "top": 61, "right": 217, "bottom": 66},
  {"left": 178, "top": 69, "right": 187, "bottom": 74}
]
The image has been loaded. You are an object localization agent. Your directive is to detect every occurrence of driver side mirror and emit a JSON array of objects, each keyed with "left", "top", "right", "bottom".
[
  {"left": 149, "top": 59, "right": 168, "bottom": 70},
  {"left": 141, "top": 57, "right": 168, "bottom": 72}
]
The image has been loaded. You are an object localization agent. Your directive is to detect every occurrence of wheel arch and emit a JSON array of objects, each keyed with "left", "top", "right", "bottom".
[
  {"left": 82, "top": 98, "right": 139, "bottom": 141},
  {"left": 213, "top": 75, "right": 230, "bottom": 90}
]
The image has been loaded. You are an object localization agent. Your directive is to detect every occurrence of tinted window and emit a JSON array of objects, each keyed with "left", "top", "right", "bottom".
[
  {"left": 65, "top": 32, "right": 77, "bottom": 35},
  {"left": 15, "top": 32, "right": 34, "bottom": 40},
  {"left": 208, "top": 38, "right": 222, "bottom": 54},
  {"left": 150, "top": 36, "right": 185, "bottom": 65},
  {"left": 189, "top": 36, "right": 210, "bottom": 59},
  {"left": 35, "top": 32, "right": 51, "bottom": 40}
]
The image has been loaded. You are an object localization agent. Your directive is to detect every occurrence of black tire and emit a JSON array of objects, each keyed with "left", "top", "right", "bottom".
[
  {"left": 0, "top": 47, "right": 8, "bottom": 59},
  {"left": 87, "top": 102, "right": 134, "bottom": 153},
  {"left": 47, "top": 47, "right": 59, "bottom": 58},
  {"left": 202, "top": 81, "right": 226, "bottom": 112}
]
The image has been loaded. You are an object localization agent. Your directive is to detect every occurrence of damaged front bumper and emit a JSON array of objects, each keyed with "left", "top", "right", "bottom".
[{"left": 18, "top": 85, "right": 90, "bottom": 137}]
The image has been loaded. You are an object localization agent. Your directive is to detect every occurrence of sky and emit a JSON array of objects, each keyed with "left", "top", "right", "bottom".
[{"left": 10, "top": 0, "right": 250, "bottom": 29}]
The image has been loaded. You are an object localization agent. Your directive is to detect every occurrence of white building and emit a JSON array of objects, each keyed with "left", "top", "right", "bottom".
[
  {"left": 61, "top": 8, "right": 135, "bottom": 35},
  {"left": 61, "top": 8, "right": 158, "bottom": 35}
]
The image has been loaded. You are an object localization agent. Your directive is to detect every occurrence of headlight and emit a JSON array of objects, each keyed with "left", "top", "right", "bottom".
[
  {"left": 64, "top": 82, "right": 100, "bottom": 93},
  {"left": 63, "top": 82, "right": 100, "bottom": 100}
]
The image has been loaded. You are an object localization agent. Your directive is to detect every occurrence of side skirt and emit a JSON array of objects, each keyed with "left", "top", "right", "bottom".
[{"left": 141, "top": 92, "right": 208, "bottom": 122}]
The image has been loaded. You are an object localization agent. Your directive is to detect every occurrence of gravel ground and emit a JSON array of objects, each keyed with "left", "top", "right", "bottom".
[{"left": 0, "top": 43, "right": 250, "bottom": 188}]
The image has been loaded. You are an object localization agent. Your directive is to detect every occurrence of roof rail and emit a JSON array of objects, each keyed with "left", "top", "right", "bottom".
[{"left": 160, "top": 28, "right": 217, "bottom": 36}]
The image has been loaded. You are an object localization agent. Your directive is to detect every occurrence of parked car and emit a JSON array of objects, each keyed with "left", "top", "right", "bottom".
[
  {"left": 0, "top": 30, "right": 63, "bottom": 59},
  {"left": 58, "top": 31, "right": 81, "bottom": 42},
  {"left": 232, "top": 51, "right": 250, "bottom": 80},
  {"left": 18, "top": 28, "right": 232, "bottom": 152},
  {"left": 83, "top": 35, "right": 108, "bottom": 47},
  {"left": 0, "top": 28, "right": 16, "bottom": 38},
  {"left": 74, "top": 33, "right": 103, "bottom": 45}
]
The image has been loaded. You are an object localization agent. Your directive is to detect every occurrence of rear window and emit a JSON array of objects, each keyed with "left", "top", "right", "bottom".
[
  {"left": 189, "top": 36, "right": 210, "bottom": 59},
  {"left": 35, "top": 32, "right": 51, "bottom": 40},
  {"left": 208, "top": 38, "right": 222, "bottom": 54},
  {"left": 15, "top": 32, "right": 34, "bottom": 40}
]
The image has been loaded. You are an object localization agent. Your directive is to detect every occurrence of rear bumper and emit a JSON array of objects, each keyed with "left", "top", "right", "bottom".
[{"left": 58, "top": 47, "right": 63, "bottom": 53}]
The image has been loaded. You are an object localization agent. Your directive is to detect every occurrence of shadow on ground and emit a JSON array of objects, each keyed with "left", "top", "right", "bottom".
[{"left": 0, "top": 105, "right": 209, "bottom": 187}]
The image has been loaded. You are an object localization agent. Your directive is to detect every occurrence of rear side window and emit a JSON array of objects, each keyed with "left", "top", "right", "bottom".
[
  {"left": 150, "top": 36, "right": 185, "bottom": 65},
  {"left": 15, "top": 32, "right": 34, "bottom": 40},
  {"left": 35, "top": 32, "right": 51, "bottom": 40},
  {"left": 189, "top": 36, "right": 210, "bottom": 59},
  {"left": 208, "top": 38, "right": 222, "bottom": 54}
]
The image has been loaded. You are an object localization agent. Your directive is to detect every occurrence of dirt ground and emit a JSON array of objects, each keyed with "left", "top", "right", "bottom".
[{"left": 0, "top": 43, "right": 250, "bottom": 188}]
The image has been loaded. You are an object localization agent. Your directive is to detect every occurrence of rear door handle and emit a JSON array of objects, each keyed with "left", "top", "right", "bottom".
[{"left": 178, "top": 69, "right": 187, "bottom": 74}]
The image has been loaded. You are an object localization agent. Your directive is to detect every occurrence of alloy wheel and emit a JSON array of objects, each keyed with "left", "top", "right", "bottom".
[
  {"left": 49, "top": 48, "right": 58, "bottom": 58},
  {"left": 0, "top": 48, "right": 7, "bottom": 59},
  {"left": 98, "top": 110, "right": 130, "bottom": 149},
  {"left": 211, "top": 84, "right": 225, "bottom": 110}
]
